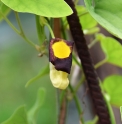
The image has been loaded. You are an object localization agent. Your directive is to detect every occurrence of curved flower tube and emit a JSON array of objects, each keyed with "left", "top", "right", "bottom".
[
  {"left": 49, "top": 38, "right": 74, "bottom": 89},
  {"left": 50, "top": 62, "right": 69, "bottom": 89}
]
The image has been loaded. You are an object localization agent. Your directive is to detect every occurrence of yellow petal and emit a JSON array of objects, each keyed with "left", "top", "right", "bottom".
[
  {"left": 52, "top": 41, "right": 71, "bottom": 59},
  {"left": 50, "top": 63, "right": 69, "bottom": 89}
]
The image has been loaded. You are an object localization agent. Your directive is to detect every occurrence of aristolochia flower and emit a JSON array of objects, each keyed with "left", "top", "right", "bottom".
[
  {"left": 49, "top": 38, "right": 74, "bottom": 89},
  {"left": 50, "top": 62, "right": 69, "bottom": 89}
]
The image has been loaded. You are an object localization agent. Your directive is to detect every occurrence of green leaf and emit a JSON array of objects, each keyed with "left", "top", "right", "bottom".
[
  {"left": 84, "top": 0, "right": 122, "bottom": 39},
  {"left": 1, "top": 106, "right": 28, "bottom": 124},
  {"left": 101, "top": 37, "right": 122, "bottom": 67},
  {"left": 28, "top": 88, "right": 46, "bottom": 124},
  {"left": 1, "top": 0, "right": 73, "bottom": 17},
  {"left": 0, "top": 1, "right": 10, "bottom": 21},
  {"left": 25, "top": 64, "right": 49, "bottom": 87},
  {"left": 103, "top": 75, "right": 122, "bottom": 107},
  {"left": 76, "top": 5, "right": 97, "bottom": 30}
]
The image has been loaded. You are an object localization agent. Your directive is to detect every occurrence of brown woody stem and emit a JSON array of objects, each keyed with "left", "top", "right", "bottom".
[
  {"left": 53, "top": 18, "right": 67, "bottom": 124},
  {"left": 59, "top": 97, "right": 67, "bottom": 124},
  {"left": 64, "top": 0, "right": 111, "bottom": 124}
]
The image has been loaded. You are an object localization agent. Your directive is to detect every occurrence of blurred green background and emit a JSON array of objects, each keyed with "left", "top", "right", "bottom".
[{"left": 0, "top": 12, "right": 57, "bottom": 124}]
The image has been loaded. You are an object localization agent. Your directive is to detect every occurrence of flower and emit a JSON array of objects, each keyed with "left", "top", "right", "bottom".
[
  {"left": 49, "top": 38, "right": 74, "bottom": 89},
  {"left": 50, "top": 62, "right": 69, "bottom": 89}
]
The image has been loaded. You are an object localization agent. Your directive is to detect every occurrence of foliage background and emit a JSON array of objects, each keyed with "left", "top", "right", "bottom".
[
  {"left": 0, "top": 0, "right": 122, "bottom": 124},
  {"left": 0, "top": 12, "right": 57, "bottom": 123}
]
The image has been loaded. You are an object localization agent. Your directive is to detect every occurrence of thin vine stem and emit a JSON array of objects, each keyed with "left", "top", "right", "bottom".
[
  {"left": 94, "top": 58, "right": 107, "bottom": 69},
  {"left": 0, "top": 11, "right": 20, "bottom": 34},
  {"left": 88, "top": 39, "right": 98, "bottom": 49},
  {"left": 72, "top": 53, "right": 81, "bottom": 68},
  {"left": 0, "top": 11, "right": 36, "bottom": 48},
  {"left": 61, "top": 19, "right": 67, "bottom": 40},
  {"left": 46, "top": 23, "right": 55, "bottom": 39},
  {"left": 68, "top": 84, "right": 84, "bottom": 124},
  {"left": 74, "top": 74, "right": 85, "bottom": 92},
  {"left": 60, "top": 90, "right": 66, "bottom": 106},
  {"left": 22, "top": 35, "right": 36, "bottom": 47},
  {"left": 14, "top": 11, "right": 24, "bottom": 33},
  {"left": 79, "top": 11, "right": 89, "bottom": 17},
  {"left": 74, "top": 0, "right": 79, "bottom": 5},
  {"left": 35, "top": 15, "right": 43, "bottom": 44},
  {"left": 14, "top": 11, "right": 36, "bottom": 47},
  {"left": 104, "top": 94, "right": 116, "bottom": 124},
  {"left": 75, "top": 58, "right": 107, "bottom": 92}
]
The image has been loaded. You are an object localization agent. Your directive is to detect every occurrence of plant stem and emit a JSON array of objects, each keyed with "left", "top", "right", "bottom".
[
  {"left": 72, "top": 53, "right": 81, "bottom": 68},
  {"left": 104, "top": 94, "right": 116, "bottom": 124},
  {"left": 74, "top": 58, "right": 107, "bottom": 92},
  {"left": 14, "top": 11, "right": 36, "bottom": 47},
  {"left": 68, "top": 84, "right": 84, "bottom": 124},
  {"left": 88, "top": 39, "right": 98, "bottom": 49},
  {"left": 23, "top": 35, "right": 36, "bottom": 47},
  {"left": 35, "top": 15, "right": 45, "bottom": 45},
  {"left": 95, "top": 58, "right": 107, "bottom": 69},
  {"left": 74, "top": 74, "right": 85, "bottom": 92},
  {"left": 0, "top": 11, "right": 36, "bottom": 48},
  {"left": 14, "top": 11, "right": 24, "bottom": 33},
  {"left": 60, "top": 90, "right": 66, "bottom": 106},
  {"left": 59, "top": 96, "right": 67, "bottom": 124},
  {"left": 65, "top": 0, "right": 111, "bottom": 123},
  {"left": 61, "top": 19, "right": 67, "bottom": 39},
  {"left": 74, "top": 0, "right": 79, "bottom": 5},
  {"left": 53, "top": 18, "right": 61, "bottom": 38},
  {"left": 46, "top": 23, "right": 55, "bottom": 39},
  {"left": 79, "top": 11, "right": 89, "bottom": 17},
  {"left": 0, "top": 11, "right": 20, "bottom": 34}
]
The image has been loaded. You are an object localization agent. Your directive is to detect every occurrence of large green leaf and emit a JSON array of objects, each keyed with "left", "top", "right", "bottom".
[
  {"left": 28, "top": 88, "right": 46, "bottom": 124},
  {"left": 103, "top": 75, "right": 122, "bottom": 107},
  {"left": 84, "top": 0, "right": 122, "bottom": 39},
  {"left": 101, "top": 37, "right": 122, "bottom": 67},
  {"left": 1, "top": 0, "right": 72, "bottom": 17},
  {"left": 0, "top": 1, "right": 10, "bottom": 21},
  {"left": 1, "top": 106, "right": 28, "bottom": 124}
]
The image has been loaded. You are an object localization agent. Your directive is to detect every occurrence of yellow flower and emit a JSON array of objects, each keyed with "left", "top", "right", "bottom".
[{"left": 49, "top": 38, "right": 74, "bottom": 89}]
